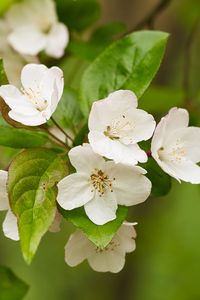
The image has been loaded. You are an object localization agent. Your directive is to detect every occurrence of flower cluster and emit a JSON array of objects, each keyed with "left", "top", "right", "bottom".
[{"left": 1, "top": 62, "right": 200, "bottom": 273}]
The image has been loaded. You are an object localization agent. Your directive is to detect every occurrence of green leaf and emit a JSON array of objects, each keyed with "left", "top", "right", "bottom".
[
  {"left": 0, "top": 59, "right": 8, "bottom": 85},
  {"left": 0, "top": 126, "right": 48, "bottom": 148},
  {"left": 60, "top": 206, "right": 128, "bottom": 248},
  {"left": 53, "top": 87, "right": 83, "bottom": 132},
  {"left": 80, "top": 30, "right": 169, "bottom": 117},
  {"left": 56, "top": 0, "right": 101, "bottom": 32},
  {"left": 8, "top": 148, "right": 68, "bottom": 264},
  {"left": 143, "top": 157, "right": 171, "bottom": 197},
  {"left": 0, "top": 265, "right": 29, "bottom": 300}
]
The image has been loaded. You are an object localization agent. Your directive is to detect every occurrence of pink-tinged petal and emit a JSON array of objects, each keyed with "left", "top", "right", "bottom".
[
  {"left": 8, "top": 110, "right": 46, "bottom": 126},
  {"left": 89, "top": 131, "right": 147, "bottom": 165},
  {"left": 84, "top": 192, "right": 117, "bottom": 225},
  {"left": 107, "top": 163, "right": 151, "bottom": 206},
  {"left": 3, "top": 210, "right": 19, "bottom": 241},
  {"left": 8, "top": 25, "right": 46, "bottom": 56},
  {"left": 0, "top": 170, "right": 9, "bottom": 211},
  {"left": 88, "top": 90, "right": 138, "bottom": 132},
  {"left": 57, "top": 173, "right": 94, "bottom": 210},
  {"left": 46, "top": 22, "right": 69, "bottom": 58},
  {"left": 48, "top": 210, "right": 62, "bottom": 233},
  {"left": 68, "top": 144, "right": 105, "bottom": 173},
  {"left": 65, "top": 230, "right": 94, "bottom": 267}
]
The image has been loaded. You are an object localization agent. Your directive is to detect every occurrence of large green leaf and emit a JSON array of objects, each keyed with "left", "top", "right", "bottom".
[
  {"left": 80, "top": 30, "right": 169, "bottom": 116},
  {"left": 0, "top": 265, "right": 29, "bottom": 300},
  {"left": 60, "top": 206, "right": 128, "bottom": 248},
  {"left": 0, "top": 126, "right": 48, "bottom": 148},
  {"left": 56, "top": 0, "right": 101, "bottom": 32},
  {"left": 8, "top": 149, "right": 67, "bottom": 264}
]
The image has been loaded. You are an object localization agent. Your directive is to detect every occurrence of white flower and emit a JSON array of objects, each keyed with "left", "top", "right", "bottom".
[
  {"left": 151, "top": 107, "right": 200, "bottom": 184},
  {"left": 0, "top": 170, "right": 19, "bottom": 241},
  {"left": 57, "top": 144, "right": 151, "bottom": 225},
  {"left": 5, "top": 0, "right": 69, "bottom": 58},
  {"left": 0, "top": 63, "right": 64, "bottom": 126},
  {"left": 88, "top": 90, "right": 156, "bottom": 165},
  {"left": 65, "top": 222, "right": 137, "bottom": 273}
]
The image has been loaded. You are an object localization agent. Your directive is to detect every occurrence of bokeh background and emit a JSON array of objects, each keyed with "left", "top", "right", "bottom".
[{"left": 1, "top": 0, "right": 200, "bottom": 299}]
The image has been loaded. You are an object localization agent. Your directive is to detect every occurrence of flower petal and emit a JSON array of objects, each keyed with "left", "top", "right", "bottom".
[
  {"left": 48, "top": 210, "right": 62, "bottom": 233},
  {"left": 8, "top": 25, "right": 46, "bottom": 56},
  {"left": 0, "top": 170, "right": 9, "bottom": 211},
  {"left": 8, "top": 110, "right": 47, "bottom": 126},
  {"left": 65, "top": 230, "right": 94, "bottom": 267},
  {"left": 46, "top": 22, "right": 69, "bottom": 58},
  {"left": 3, "top": 210, "right": 19, "bottom": 241},
  {"left": 117, "top": 223, "right": 136, "bottom": 253},
  {"left": 68, "top": 144, "right": 105, "bottom": 173},
  {"left": 89, "top": 131, "right": 147, "bottom": 165},
  {"left": 57, "top": 173, "right": 94, "bottom": 210},
  {"left": 84, "top": 192, "right": 117, "bottom": 225},
  {"left": 107, "top": 163, "right": 151, "bottom": 206},
  {"left": 21, "top": 63, "right": 48, "bottom": 91},
  {"left": 88, "top": 90, "right": 138, "bottom": 132}
]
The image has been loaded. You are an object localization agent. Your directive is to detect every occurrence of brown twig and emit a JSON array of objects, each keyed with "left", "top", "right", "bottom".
[
  {"left": 126, "top": 0, "right": 172, "bottom": 34},
  {"left": 51, "top": 117, "right": 73, "bottom": 143},
  {"left": 41, "top": 126, "right": 69, "bottom": 150}
]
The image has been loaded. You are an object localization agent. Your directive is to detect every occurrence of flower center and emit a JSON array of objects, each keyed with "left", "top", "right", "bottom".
[
  {"left": 21, "top": 87, "right": 48, "bottom": 112},
  {"left": 90, "top": 169, "right": 114, "bottom": 196},
  {"left": 104, "top": 115, "right": 133, "bottom": 140},
  {"left": 158, "top": 143, "right": 186, "bottom": 162},
  {"left": 95, "top": 240, "right": 120, "bottom": 253}
]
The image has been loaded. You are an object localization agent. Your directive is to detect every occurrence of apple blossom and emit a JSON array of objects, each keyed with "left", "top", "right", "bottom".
[
  {"left": 5, "top": 0, "right": 69, "bottom": 58},
  {"left": 65, "top": 222, "right": 137, "bottom": 273},
  {"left": 0, "top": 63, "right": 64, "bottom": 126},
  {"left": 88, "top": 90, "right": 156, "bottom": 165},
  {"left": 151, "top": 107, "right": 200, "bottom": 184},
  {"left": 0, "top": 170, "right": 19, "bottom": 241},
  {"left": 57, "top": 144, "right": 151, "bottom": 225}
]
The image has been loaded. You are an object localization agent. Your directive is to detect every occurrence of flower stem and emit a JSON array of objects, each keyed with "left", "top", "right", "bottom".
[
  {"left": 51, "top": 117, "right": 73, "bottom": 142},
  {"left": 41, "top": 126, "right": 69, "bottom": 150}
]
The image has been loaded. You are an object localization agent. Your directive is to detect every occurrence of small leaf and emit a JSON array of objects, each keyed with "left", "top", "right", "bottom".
[
  {"left": 0, "top": 125, "right": 48, "bottom": 148},
  {"left": 80, "top": 30, "right": 169, "bottom": 117},
  {"left": 8, "top": 148, "right": 68, "bottom": 264},
  {"left": 143, "top": 157, "right": 171, "bottom": 197},
  {"left": 0, "top": 265, "right": 29, "bottom": 300},
  {"left": 59, "top": 206, "right": 128, "bottom": 248}
]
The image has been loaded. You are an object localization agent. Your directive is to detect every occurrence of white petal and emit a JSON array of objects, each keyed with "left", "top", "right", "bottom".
[
  {"left": 0, "top": 85, "right": 36, "bottom": 115},
  {"left": 88, "top": 90, "right": 138, "bottom": 132},
  {"left": 120, "top": 109, "right": 156, "bottom": 144},
  {"left": 117, "top": 223, "right": 136, "bottom": 253},
  {"left": 8, "top": 25, "right": 47, "bottom": 56},
  {"left": 89, "top": 131, "right": 147, "bottom": 165},
  {"left": 84, "top": 192, "right": 117, "bottom": 225},
  {"left": 3, "top": 210, "right": 19, "bottom": 241},
  {"left": 57, "top": 173, "right": 94, "bottom": 210},
  {"left": 0, "top": 170, "right": 9, "bottom": 211},
  {"left": 158, "top": 160, "right": 200, "bottom": 184},
  {"left": 107, "top": 163, "right": 151, "bottom": 206},
  {"left": 65, "top": 230, "right": 94, "bottom": 267},
  {"left": 46, "top": 23, "right": 69, "bottom": 58},
  {"left": 8, "top": 110, "right": 47, "bottom": 126},
  {"left": 69, "top": 144, "right": 105, "bottom": 173},
  {"left": 21, "top": 64, "right": 48, "bottom": 91},
  {"left": 88, "top": 247, "right": 125, "bottom": 273}
]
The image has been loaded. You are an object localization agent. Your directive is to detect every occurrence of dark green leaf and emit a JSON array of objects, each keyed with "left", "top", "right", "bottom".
[
  {"left": 143, "top": 157, "right": 171, "bottom": 197},
  {"left": 0, "top": 265, "right": 29, "bottom": 300},
  {"left": 56, "top": 0, "right": 101, "bottom": 32},
  {"left": 8, "top": 149, "right": 68, "bottom": 264},
  {"left": 60, "top": 206, "right": 128, "bottom": 248},
  {"left": 80, "top": 30, "right": 169, "bottom": 117}
]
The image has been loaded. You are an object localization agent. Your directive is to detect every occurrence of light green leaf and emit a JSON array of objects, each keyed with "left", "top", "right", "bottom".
[
  {"left": 0, "top": 126, "right": 48, "bottom": 148},
  {"left": 8, "top": 149, "right": 68, "bottom": 264},
  {"left": 80, "top": 30, "right": 169, "bottom": 117},
  {"left": 0, "top": 265, "right": 29, "bottom": 300},
  {"left": 60, "top": 206, "right": 128, "bottom": 248}
]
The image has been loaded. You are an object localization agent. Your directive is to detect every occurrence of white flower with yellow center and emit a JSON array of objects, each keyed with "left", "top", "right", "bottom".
[
  {"left": 65, "top": 222, "right": 137, "bottom": 273},
  {"left": 57, "top": 144, "right": 151, "bottom": 225},
  {"left": 5, "top": 0, "right": 69, "bottom": 58},
  {"left": 0, "top": 63, "right": 64, "bottom": 126},
  {"left": 0, "top": 170, "right": 19, "bottom": 241},
  {"left": 88, "top": 90, "right": 156, "bottom": 165},
  {"left": 151, "top": 107, "right": 200, "bottom": 183}
]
